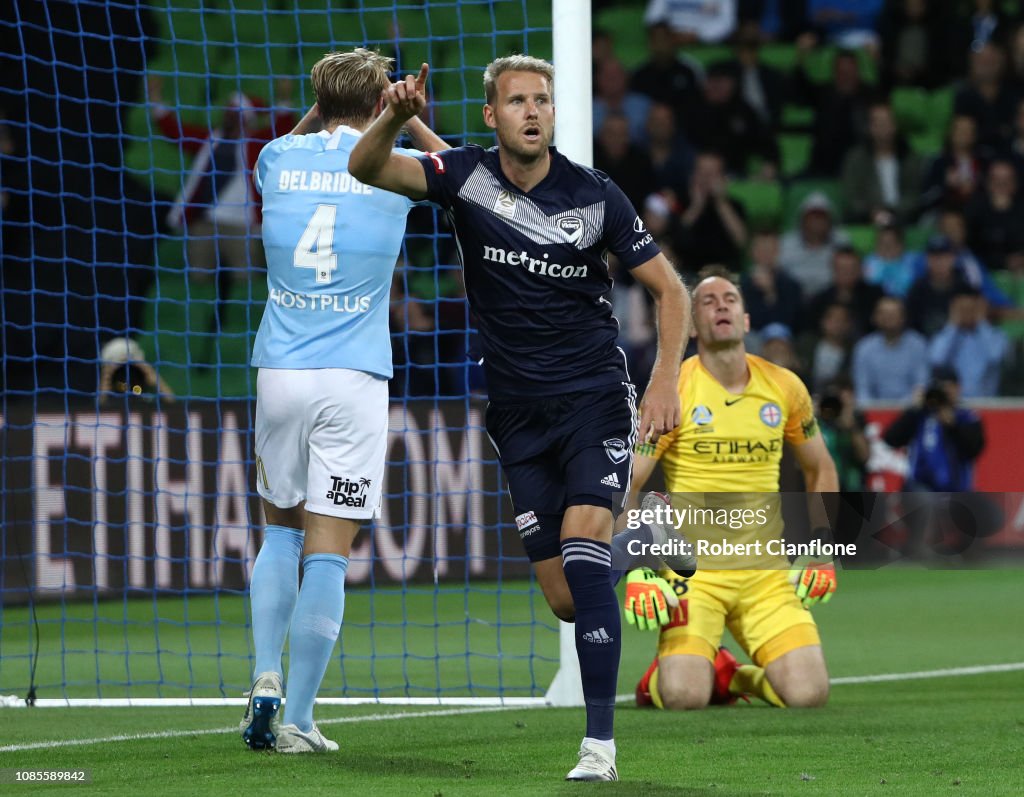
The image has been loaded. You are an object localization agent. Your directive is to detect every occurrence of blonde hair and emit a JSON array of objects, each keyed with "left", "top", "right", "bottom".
[
  {"left": 311, "top": 48, "right": 393, "bottom": 127},
  {"left": 482, "top": 55, "right": 555, "bottom": 104}
]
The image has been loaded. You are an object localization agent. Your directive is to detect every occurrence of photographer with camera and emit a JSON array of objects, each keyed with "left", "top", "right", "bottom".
[
  {"left": 883, "top": 366, "right": 991, "bottom": 557},
  {"left": 883, "top": 366, "right": 984, "bottom": 492},
  {"left": 98, "top": 337, "right": 175, "bottom": 405}
]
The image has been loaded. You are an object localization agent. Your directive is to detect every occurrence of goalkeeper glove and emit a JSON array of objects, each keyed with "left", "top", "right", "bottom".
[
  {"left": 788, "top": 555, "right": 837, "bottom": 608},
  {"left": 624, "top": 567, "right": 680, "bottom": 631}
]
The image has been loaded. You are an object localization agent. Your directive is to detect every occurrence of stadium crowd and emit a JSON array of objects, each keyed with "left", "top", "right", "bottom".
[
  {"left": 599, "top": 0, "right": 1024, "bottom": 406},
  {"left": 3, "top": 0, "right": 1024, "bottom": 408},
  {"left": 369, "top": 0, "right": 1024, "bottom": 403}
]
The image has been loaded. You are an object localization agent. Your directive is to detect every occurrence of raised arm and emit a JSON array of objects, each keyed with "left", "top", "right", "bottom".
[
  {"left": 405, "top": 115, "right": 451, "bottom": 154},
  {"left": 349, "top": 63, "right": 433, "bottom": 200},
  {"left": 630, "top": 254, "right": 689, "bottom": 443}
]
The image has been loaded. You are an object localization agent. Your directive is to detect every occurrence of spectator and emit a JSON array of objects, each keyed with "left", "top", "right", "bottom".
[
  {"left": 928, "top": 288, "right": 1009, "bottom": 397},
  {"left": 150, "top": 78, "right": 295, "bottom": 281},
  {"left": 948, "top": 0, "right": 1017, "bottom": 79},
  {"left": 640, "top": 191, "right": 683, "bottom": 252},
  {"left": 793, "top": 45, "right": 873, "bottom": 177},
  {"left": 1000, "top": 95, "right": 1024, "bottom": 177},
  {"left": 594, "top": 112, "right": 657, "bottom": 213},
  {"left": 878, "top": 0, "right": 955, "bottom": 90},
  {"left": 883, "top": 366, "right": 984, "bottom": 490},
  {"left": 741, "top": 230, "right": 803, "bottom": 332},
  {"left": 810, "top": 303, "right": 856, "bottom": 394},
  {"left": 953, "top": 42, "right": 1019, "bottom": 151},
  {"left": 805, "top": 0, "right": 885, "bottom": 48},
  {"left": 906, "top": 234, "right": 971, "bottom": 337},
  {"left": 745, "top": 0, "right": 809, "bottom": 41},
  {"left": 935, "top": 207, "right": 1016, "bottom": 309},
  {"left": 98, "top": 336, "right": 175, "bottom": 405},
  {"left": 675, "top": 151, "right": 749, "bottom": 271},
  {"left": 728, "top": 20, "right": 788, "bottom": 129},
  {"left": 644, "top": 0, "right": 738, "bottom": 44},
  {"left": 630, "top": 22, "right": 702, "bottom": 124},
  {"left": 885, "top": 367, "right": 990, "bottom": 557},
  {"left": 1007, "top": 21, "right": 1024, "bottom": 94},
  {"left": 921, "top": 115, "right": 988, "bottom": 212},
  {"left": 966, "top": 158, "right": 1024, "bottom": 270},
  {"left": 780, "top": 191, "right": 850, "bottom": 295},
  {"left": 852, "top": 295, "right": 930, "bottom": 403},
  {"left": 807, "top": 245, "right": 884, "bottom": 336},
  {"left": 757, "top": 322, "right": 804, "bottom": 378},
  {"left": 864, "top": 222, "right": 919, "bottom": 297},
  {"left": 592, "top": 58, "right": 652, "bottom": 145},
  {"left": 817, "top": 378, "right": 870, "bottom": 491},
  {"left": 685, "top": 61, "right": 779, "bottom": 178},
  {"left": 645, "top": 103, "right": 695, "bottom": 198},
  {"left": 840, "top": 101, "right": 927, "bottom": 226},
  {"left": 592, "top": 27, "right": 616, "bottom": 67}
]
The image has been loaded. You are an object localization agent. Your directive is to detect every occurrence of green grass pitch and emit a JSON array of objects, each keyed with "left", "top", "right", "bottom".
[{"left": 1, "top": 568, "right": 1023, "bottom": 795}]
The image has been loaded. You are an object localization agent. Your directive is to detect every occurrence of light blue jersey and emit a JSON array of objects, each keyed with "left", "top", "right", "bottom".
[{"left": 251, "top": 126, "right": 418, "bottom": 376}]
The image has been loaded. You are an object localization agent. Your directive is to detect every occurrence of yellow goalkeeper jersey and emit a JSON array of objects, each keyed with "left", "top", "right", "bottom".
[
  {"left": 640, "top": 354, "right": 817, "bottom": 493},
  {"left": 636, "top": 355, "right": 818, "bottom": 568}
]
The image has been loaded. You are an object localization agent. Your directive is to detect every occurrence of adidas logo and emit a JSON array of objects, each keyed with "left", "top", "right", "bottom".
[
  {"left": 600, "top": 473, "right": 621, "bottom": 488},
  {"left": 582, "top": 627, "right": 614, "bottom": 644}
]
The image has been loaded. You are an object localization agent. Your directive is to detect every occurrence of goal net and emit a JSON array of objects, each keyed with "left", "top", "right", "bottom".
[{"left": 0, "top": 0, "right": 587, "bottom": 707}]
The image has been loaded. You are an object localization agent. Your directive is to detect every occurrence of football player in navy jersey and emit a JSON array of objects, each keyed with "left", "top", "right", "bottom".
[{"left": 351, "top": 57, "right": 689, "bottom": 781}]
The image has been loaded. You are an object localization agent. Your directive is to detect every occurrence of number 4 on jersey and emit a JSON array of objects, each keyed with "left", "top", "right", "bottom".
[{"left": 293, "top": 204, "right": 338, "bottom": 283}]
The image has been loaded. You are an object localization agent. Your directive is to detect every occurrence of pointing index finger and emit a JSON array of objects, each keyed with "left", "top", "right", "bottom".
[{"left": 415, "top": 62, "right": 429, "bottom": 91}]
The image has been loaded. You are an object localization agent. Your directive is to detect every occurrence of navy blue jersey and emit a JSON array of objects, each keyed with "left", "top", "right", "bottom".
[{"left": 415, "top": 145, "right": 660, "bottom": 399}]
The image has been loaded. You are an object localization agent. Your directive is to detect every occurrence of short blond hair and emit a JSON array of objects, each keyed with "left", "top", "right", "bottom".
[
  {"left": 311, "top": 48, "right": 393, "bottom": 127},
  {"left": 483, "top": 55, "right": 555, "bottom": 104}
]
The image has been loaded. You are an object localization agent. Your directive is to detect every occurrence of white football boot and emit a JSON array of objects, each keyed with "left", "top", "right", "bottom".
[
  {"left": 276, "top": 723, "right": 339, "bottom": 754},
  {"left": 240, "top": 671, "right": 283, "bottom": 750},
  {"left": 565, "top": 740, "right": 618, "bottom": 781}
]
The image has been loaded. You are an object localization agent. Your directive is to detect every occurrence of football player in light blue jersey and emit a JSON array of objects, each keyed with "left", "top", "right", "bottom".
[{"left": 241, "top": 50, "right": 448, "bottom": 754}]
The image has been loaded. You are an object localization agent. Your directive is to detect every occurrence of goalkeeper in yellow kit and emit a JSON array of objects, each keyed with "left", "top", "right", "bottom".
[{"left": 626, "top": 267, "right": 839, "bottom": 710}]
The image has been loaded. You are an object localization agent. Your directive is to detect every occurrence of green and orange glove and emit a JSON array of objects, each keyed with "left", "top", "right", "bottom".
[
  {"left": 787, "top": 555, "right": 837, "bottom": 608},
  {"left": 624, "top": 568, "right": 679, "bottom": 630}
]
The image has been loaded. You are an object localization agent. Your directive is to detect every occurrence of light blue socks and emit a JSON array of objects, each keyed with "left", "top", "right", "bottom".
[
  {"left": 283, "top": 553, "right": 349, "bottom": 732},
  {"left": 250, "top": 524, "right": 304, "bottom": 678}
]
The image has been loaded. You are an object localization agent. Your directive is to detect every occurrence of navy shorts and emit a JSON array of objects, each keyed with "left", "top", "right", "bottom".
[{"left": 484, "top": 381, "right": 638, "bottom": 563}]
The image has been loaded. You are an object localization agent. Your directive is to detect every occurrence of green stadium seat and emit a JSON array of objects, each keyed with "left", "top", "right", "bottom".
[
  {"left": 681, "top": 44, "right": 733, "bottom": 71},
  {"left": 759, "top": 43, "right": 797, "bottom": 73},
  {"left": 143, "top": 264, "right": 265, "bottom": 399},
  {"left": 781, "top": 103, "right": 814, "bottom": 130},
  {"left": 778, "top": 133, "right": 812, "bottom": 179},
  {"left": 594, "top": 8, "right": 647, "bottom": 69},
  {"left": 727, "top": 179, "right": 783, "bottom": 230},
  {"left": 891, "top": 87, "right": 931, "bottom": 135},
  {"left": 909, "top": 130, "right": 945, "bottom": 157},
  {"left": 846, "top": 224, "right": 877, "bottom": 255},
  {"left": 903, "top": 225, "right": 930, "bottom": 253},
  {"left": 801, "top": 45, "right": 877, "bottom": 85},
  {"left": 993, "top": 272, "right": 1024, "bottom": 337},
  {"left": 783, "top": 179, "right": 842, "bottom": 229}
]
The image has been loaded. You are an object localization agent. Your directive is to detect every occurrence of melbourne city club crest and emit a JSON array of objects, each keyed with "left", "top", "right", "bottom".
[{"left": 759, "top": 402, "right": 782, "bottom": 428}]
